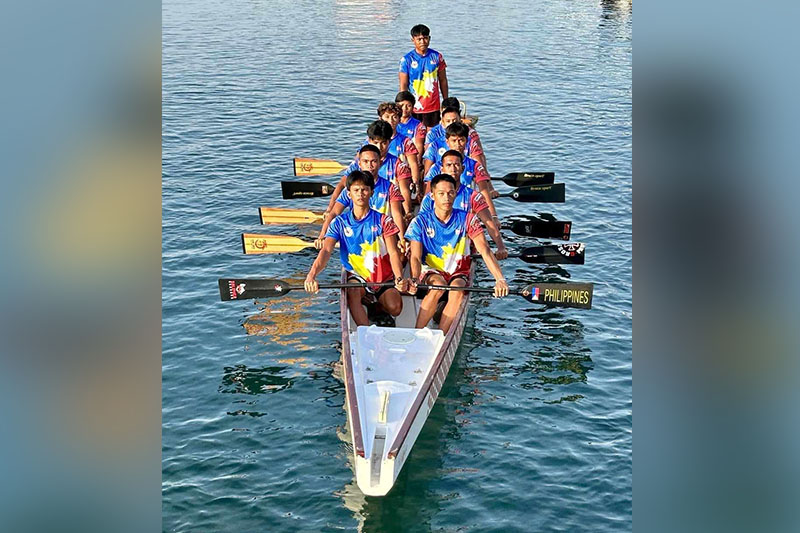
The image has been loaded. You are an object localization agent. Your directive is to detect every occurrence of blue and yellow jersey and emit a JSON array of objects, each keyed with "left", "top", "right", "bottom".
[
  {"left": 405, "top": 209, "right": 483, "bottom": 275},
  {"left": 325, "top": 209, "right": 400, "bottom": 283},
  {"left": 419, "top": 184, "right": 488, "bottom": 215},
  {"left": 335, "top": 177, "right": 402, "bottom": 215}
]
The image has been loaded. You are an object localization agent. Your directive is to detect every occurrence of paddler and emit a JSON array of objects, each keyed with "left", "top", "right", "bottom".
[
  {"left": 394, "top": 90, "right": 427, "bottom": 165},
  {"left": 305, "top": 170, "right": 409, "bottom": 326},
  {"left": 424, "top": 124, "right": 500, "bottom": 221},
  {"left": 406, "top": 173, "right": 509, "bottom": 333},
  {"left": 419, "top": 151, "right": 508, "bottom": 260},
  {"left": 398, "top": 24, "right": 448, "bottom": 128},
  {"left": 422, "top": 104, "right": 484, "bottom": 175},
  {"left": 377, "top": 102, "right": 422, "bottom": 195},
  {"left": 314, "top": 144, "right": 406, "bottom": 248},
  {"left": 323, "top": 120, "right": 414, "bottom": 221}
]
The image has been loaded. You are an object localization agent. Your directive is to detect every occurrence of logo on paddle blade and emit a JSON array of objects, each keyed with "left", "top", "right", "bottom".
[
  {"left": 531, "top": 287, "right": 540, "bottom": 300},
  {"left": 300, "top": 162, "right": 313, "bottom": 172},
  {"left": 250, "top": 239, "right": 268, "bottom": 250},
  {"left": 274, "top": 284, "right": 283, "bottom": 292},
  {"left": 558, "top": 243, "right": 584, "bottom": 256},
  {"left": 228, "top": 281, "right": 245, "bottom": 299}
]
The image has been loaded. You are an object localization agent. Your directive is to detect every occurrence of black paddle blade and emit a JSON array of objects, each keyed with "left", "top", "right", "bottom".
[
  {"left": 519, "top": 282, "right": 593, "bottom": 309},
  {"left": 281, "top": 181, "right": 335, "bottom": 199},
  {"left": 497, "top": 172, "right": 555, "bottom": 187},
  {"left": 509, "top": 218, "right": 572, "bottom": 240},
  {"left": 218, "top": 278, "right": 292, "bottom": 301},
  {"left": 506, "top": 183, "right": 565, "bottom": 203},
  {"left": 517, "top": 243, "right": 585, "bottom": 264}
]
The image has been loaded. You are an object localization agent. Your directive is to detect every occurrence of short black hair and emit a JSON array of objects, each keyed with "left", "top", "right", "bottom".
[
  {"left": 441, "top": 97, "right": 460, "bottom": 109},
  {"left": 346, "top": 170, "right": 375, "bottom": 190},
  {"left": 431, "top": 173, "right": 457, "bottom": 190},
  {"left": 441, "top": 149, "right": 464, "bottom": 163},
  {"left": 358, "top": 144, "right": 381, "bottom": 157},
  {"left": 445, "top": 122, "right": 470, "bottom": 139},
  {"left": 440, "top": 105, "right": 461, "bottom": 118},
  {"left": 410, "top": 24, "right": 430, "bottom": 37},
  {"left": 395, "top": 90, "right": 416, "bottom": 105},
  {"left": 366, "top": 120, "right": 393, "bottom": 141}
]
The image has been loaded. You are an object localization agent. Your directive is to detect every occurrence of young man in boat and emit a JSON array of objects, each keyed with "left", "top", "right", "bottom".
[
  {"left": 406, "top": 173, "right": 509, "bottom": 333},
  {"left": 419, "top": 152, "right": 508, "bottom": 260},
  {"left": 422, "top": 105, "right": 484, "bottom": 175},
  {"left": 398, "top": 24, "right": 448, "bottom": 128},
  {"left": 305, "top": 170, "right": 408, "bottom": 326},
  {"left": 424, "top": 125, "right": 500, "bottom": 222},
  {"left": 376, "top": 102, "right": 422, "bottom": 195},
  {"left": 315, "top": 144, "right": 407, "bottom": 248},
  {"left": 394, "top": 90, "right": 427, "bottom": 163},
  {"left": 323, "top": 120, "right": 414, "bottom": 221}
]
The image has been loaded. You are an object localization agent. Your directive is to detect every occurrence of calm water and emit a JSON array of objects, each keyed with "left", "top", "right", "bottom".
[{"left": 162, "top": 0, "right": 631, "bottom": 531}]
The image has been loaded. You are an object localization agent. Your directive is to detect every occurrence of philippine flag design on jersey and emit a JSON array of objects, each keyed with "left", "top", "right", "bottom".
[
  {"left": 325, "top": 209, "right": 399, "bottom": 283},
  {"left": 405, "top": 209, "right": 482, "bottom": 275}
]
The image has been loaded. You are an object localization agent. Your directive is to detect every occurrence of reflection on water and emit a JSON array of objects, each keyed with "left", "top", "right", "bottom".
[{"left": 219, "top": 364, "right": 294, "bottom": 395}]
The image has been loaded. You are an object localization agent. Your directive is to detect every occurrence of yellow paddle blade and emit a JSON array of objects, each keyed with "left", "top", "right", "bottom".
[
  {"left": 241, "top": 234, "right": 316, "bottom": 254},
  {"left": 259, "top": 207, "right": 324, "bottom": 225},
  {"left": 293, "top": 158, "right": 348, "bottom": 176}
]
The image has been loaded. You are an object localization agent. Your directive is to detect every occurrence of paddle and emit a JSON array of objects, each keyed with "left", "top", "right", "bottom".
[
  {"left": 219, "top": 278, "right": 594, "bottom": 309},
  {"left": 259, "top": 207, "right": 325, "bottom": 225},
  {"left": 242, "top": 234, "right": 336, "bottom": 254},
  {"left": 492, "top": 172, "right": 555, "bottom": 187},
  {"left": 219, "top": 278, "right": 392, "bottom": 301},
  {"left": 472, "top": 243, "right": 585, "bottom": 265},
  {"left": 281, "top": 181, "right": 336, "bottom": 199},
  {"left": 497, "top": 183, "right": 565, "bottom": 203},
  {"left": 281, "top": 181, "right": 565, "bottom": 202},
  {"left": 293, "top": 158, "right": 349, "bottom": 176},
  {"left": 243, "top": 234, "right": 584, "bottom": 264},
  {"left": 506, "top": 216, "right": 572, "bottom": 240}
]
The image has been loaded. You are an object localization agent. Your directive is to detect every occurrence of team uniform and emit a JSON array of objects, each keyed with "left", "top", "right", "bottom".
[
  {"left": 422, "top": 135, "right": 484, "bottom": 167},
  {"left": 396, "top": 116, "right": 427, "bottom": 144},
  {"left": 424, "top": 155, "right": 490, "bottom": 189},
  {"left": 344, "top": 152, "right": 412, "bottom": 185},
  {"left": 325, "top": 209, "right": 400, "bottom": 292},
  {"left": 335, "top": 176, "right": 403, "bottom": 215},
  {"left": 419, "top": 184, "right": 489, "bottom": 215},
  {"left": 399, "top": 49, "right": 447, "bottom": 114},
  {"left": 424, "top": 124, "right": 483, "bottom": 155},
  {"left": 405, "top": 209, "right": 484, "bottom": 284}
]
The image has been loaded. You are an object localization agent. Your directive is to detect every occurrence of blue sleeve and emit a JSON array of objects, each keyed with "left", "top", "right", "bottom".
[
  {"left": 324, "top": 216, "right": 343, "bottom": 240},
  {"left": 420, "top": 195, "right": 433, "bottom": 213},
  {"left": 424, "top": 164, "right": 438, "bottom": 182},
  {"left": 405, "top": 216, "right": 423, "bottom": 242},
  {"left": 398, "top": 54, "right": 409, "bottom": 74},
  {"left": 423, "top": 143, "right": 438, "bottom": 162},
  {"left": 335, "top": 189, "right": 352, "bottom": 208}
]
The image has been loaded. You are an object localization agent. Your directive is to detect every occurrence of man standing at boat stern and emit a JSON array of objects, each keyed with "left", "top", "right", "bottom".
[
  {"left": 406, "top": 174, "right": 508, "bottom": 333},
  {"left": 398, "top": 24, "right": 448, "bottom": 128},
  {"left": 305, "top": 170, "right": 408, "bottom": 326}
]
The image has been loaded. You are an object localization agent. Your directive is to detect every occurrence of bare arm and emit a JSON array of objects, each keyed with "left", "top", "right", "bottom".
[
  {"left": 397, "top": 178, "right": 413, "bottom": 218},
  {"left": 399, "top": 72, "right": 409, "bottom": 91},
  {"left": 383, "top": 233, "right": 405, "bottom": 282},
  {"left": 390, "top": 200, "right": 406, "bottom": 241},
  {"left": 407, "top": 240, "right": 424, "bottom": 294},
  {"left": 325, "top": 175, "right": 348, "bottom": 214},
  {"left": 477, "top": 181, "right": 499, "bottom": 217},
  {"left": 472, "top": 231, "right": 509, "bottom": 297},
  {"left": 476, "top": 208, "right": 508, "bottom": 259},
  {"left": 304, "top": 237, "right": 338, "bottom": 293},
  {"left": 423, "top": 158, "right": 433, "bottom": 175},
  {"left": 438, "top": 67, "right": 448, "bottom": 100}
]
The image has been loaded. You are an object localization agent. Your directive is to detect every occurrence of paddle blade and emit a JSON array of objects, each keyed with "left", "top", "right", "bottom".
[
  {"left": 509, "top": 218, "right": 572, "bottom": 240},
  {"left": 219, "top": 278, "right": 292, "bottom": 301},
  {"left": 520, "top": 282, "right": 593, "bottom": 309},
  {"left": 293, "top": 158, "right": 348, "bottom": 176},
  {"left": 281, "top": 181, "right": 336, "bottom": 199},
  {"left": 259, "top": 206, "right": 324, "bottom": 225},
  {"left": 505, "top": 183, "right": 565, "bottom": 203},
  {"left": 241, "top": 234, "right": 315, "bottom": 254},
  {"left": 496, "top": 172, "right": 555, "bottom": 187},
  {"left": 517, "top": 243, "right": 585, "bottom": 264}
]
